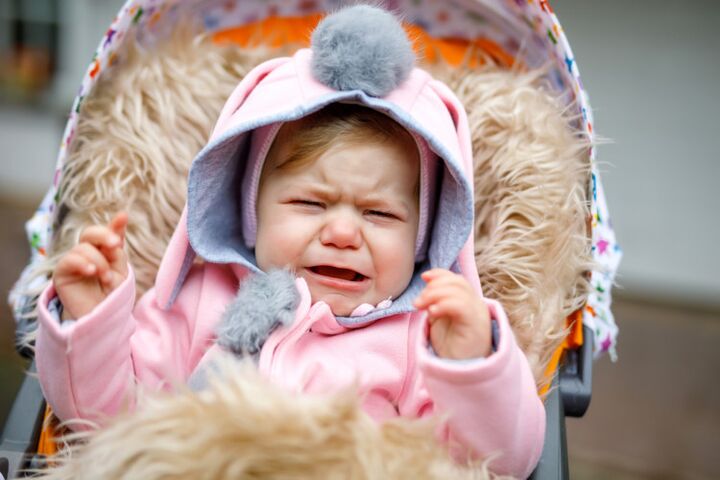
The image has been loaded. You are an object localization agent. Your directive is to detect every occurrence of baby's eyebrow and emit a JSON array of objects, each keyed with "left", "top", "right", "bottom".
[
  {"left": 291, "top": 184, "right": 340, "bottom": 202},
  {"left": 310, "top": 184, "right": 339, "bottom": 198}
]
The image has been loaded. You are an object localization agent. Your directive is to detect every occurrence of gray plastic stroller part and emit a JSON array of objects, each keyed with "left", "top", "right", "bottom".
[
  {"left": 528, "top": 325, "right": 594, "bottom": 478},
  {"left": 528, "top": 375, "right": 568, "bottom": 479},
  {"left": 560, "top": 326, "right": 594, "bottom": 418},
  {"left": 13, "top": 318, "right": 36, "bottom": 360},
  {"left": 0, "top": 362, "right": 45, "bottom": 479},
  {"left": 11, "top": 291, "right": 39, "bottom": 360}
]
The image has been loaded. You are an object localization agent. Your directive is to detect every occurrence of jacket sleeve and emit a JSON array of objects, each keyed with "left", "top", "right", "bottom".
[
  {"left": 35, "top": 265, "right": 210, "bottom": 427},
  {"left": 397, "top": 298, "right": 545, "bottom": 478}
]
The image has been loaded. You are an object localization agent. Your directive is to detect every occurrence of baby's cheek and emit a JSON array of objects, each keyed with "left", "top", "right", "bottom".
[
  {"left": 256, "top": 233, "right": 288, "bottom": 270},
  {"left": 373, "top": 237, "right": 415, "bottom": 296}
]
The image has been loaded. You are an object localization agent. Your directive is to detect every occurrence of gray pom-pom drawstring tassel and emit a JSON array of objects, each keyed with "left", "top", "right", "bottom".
[
  {"left": 311, "top": 5, "right": 415, "bottom": 97},
  {"left": 216, "top": 269, "right": 299, "bottom": 356}
]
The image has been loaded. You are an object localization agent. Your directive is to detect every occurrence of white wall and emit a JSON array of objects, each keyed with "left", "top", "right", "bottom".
[
  {"left": 553, "top": 0, "right": 720, "bottom": 307},
  {"left": 0, "top": 107, "right": 62, "bottom": 201}
]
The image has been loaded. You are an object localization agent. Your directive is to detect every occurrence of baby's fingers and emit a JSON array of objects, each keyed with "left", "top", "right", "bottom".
[
  {"left": 74, "top": 243, "right": 114, "bottom": 285},
  {"left": 79, "top": 225, "right": 122, "bottom": 251},
  {"left": 55, "top": 251, "right": 99, "bottom": 280},
  {"left": 425, "top": 297, "right": 466, "bottom": 322},
  {"left": 421, "top": 269, "right": 472, "bottom": 290},
  {"left": 414, "top": 285, "right": 464, "bottom": 310},
  {"left": 109, "top": 212, "right": 128, "bottom": 245},
  {"left": 421, "top": 268, "right": 454, "bottom": 282},
  {"left": 104, "top": 212, "right": 129, "bottom": 266}
]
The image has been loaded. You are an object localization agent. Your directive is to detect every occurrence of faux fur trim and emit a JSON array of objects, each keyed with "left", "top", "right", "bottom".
[
  {"left": 22, "top": 29, "right": 592, "bottom": 386},
  {"left": 217, "top": 269, "right": 299, "bottom": 355},
  {"left": 33, "top": 359, "right": 509, "bottom": 480}
]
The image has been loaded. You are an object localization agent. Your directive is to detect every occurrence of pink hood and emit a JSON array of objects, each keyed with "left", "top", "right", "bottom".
[{"left": 155, "top": 25, "right": 480, "bottom": 328}]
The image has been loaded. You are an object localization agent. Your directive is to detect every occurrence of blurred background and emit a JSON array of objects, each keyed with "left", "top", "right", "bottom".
[{"left": 1, "top": 0, "right": 718, "bottom": 478}]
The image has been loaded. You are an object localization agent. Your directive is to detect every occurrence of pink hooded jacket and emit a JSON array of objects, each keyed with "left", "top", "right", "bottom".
[{"left": 36, "top": 7, "right": 545, "bottom": 477}]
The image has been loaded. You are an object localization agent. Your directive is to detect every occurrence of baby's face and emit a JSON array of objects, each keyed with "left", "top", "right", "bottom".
[{"left": 255, "top": 138, "right": 419, "bottom": 316}]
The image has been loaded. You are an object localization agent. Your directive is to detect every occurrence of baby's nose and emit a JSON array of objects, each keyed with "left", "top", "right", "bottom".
[{"left": 320, "top": 214, "right": 362, "bottom": 249}]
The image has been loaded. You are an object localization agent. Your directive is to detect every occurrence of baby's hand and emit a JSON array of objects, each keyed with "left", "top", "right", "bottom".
[
  {"left": 413, "top": 269, "right": 491, "bottom": 359},
  {"left": 54, "top": 212, "right": 129, "bottom": 321}
]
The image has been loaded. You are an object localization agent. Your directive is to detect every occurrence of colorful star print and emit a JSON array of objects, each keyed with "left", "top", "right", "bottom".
[
  {"left": 597, "top": 238, "right": 609, "bottom": 255},
  {"left": 601, "top": 335, "right": 613, "bottom": 352},
  {"left": 104, "top": 29, "right": 116, "bottom": 47}
]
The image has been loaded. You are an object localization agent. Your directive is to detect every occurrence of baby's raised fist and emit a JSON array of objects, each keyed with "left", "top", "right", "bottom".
[
  {"left": 54, "top": 212, "right": 129, "bottom": 320},
  {"left": 413, "top": 268, "right": 492, "bottom": 359}
]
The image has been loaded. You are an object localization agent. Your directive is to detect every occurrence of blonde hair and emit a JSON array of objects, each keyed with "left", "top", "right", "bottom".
[{"left": 263, "top": 103, "right": 420, "bottom": 174}]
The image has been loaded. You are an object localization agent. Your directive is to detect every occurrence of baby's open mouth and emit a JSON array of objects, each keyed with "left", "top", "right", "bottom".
[{"left": 310, "top": 265, "right": 366, "bottom": 282}]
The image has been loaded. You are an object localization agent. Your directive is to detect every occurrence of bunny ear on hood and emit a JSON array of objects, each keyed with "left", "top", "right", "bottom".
[
  {"left": 153, "top": 56, "right": 293, "bottom": 309},
  {"left": 155, "top": 5, "right": 480, "bottom": 324}
]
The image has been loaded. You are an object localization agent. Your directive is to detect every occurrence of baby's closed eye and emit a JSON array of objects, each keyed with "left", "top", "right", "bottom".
[
  {"left": 289, "top": 199, "right": 325, "bottom": 209},
  {"left": 365, "top": 209, "right": 400, "bottom": 220}
]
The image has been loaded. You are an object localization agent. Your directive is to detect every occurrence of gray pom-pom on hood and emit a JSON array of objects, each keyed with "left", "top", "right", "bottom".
[
  {"left": 216, "top": 269, "right": 299, "bottom": 355},
  {"left": 311, "top": 5, "right": 415, "bottom": 97}
]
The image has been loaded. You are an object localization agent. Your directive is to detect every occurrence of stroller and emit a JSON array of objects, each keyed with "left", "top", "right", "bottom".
[{"left": 1, "top": 0, "right": 621, "bottom": 478}]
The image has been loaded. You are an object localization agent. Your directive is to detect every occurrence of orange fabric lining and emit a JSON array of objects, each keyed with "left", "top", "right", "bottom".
[
  {"left": 36, "top": 405, "right": 59, "bottom": 456},
  {"left": 212, "top": 14, "right": 516, "bottom": 68},
  {"left": 540, "top": 310, "right": 584, "bottom": 396},
  {"left": 213, "top": 14, "right": 322, "bottom": 48}
]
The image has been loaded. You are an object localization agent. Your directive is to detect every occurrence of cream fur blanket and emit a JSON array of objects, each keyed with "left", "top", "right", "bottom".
[{"left": 37, "top": 359, "right": 512, "bottom": 480}]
